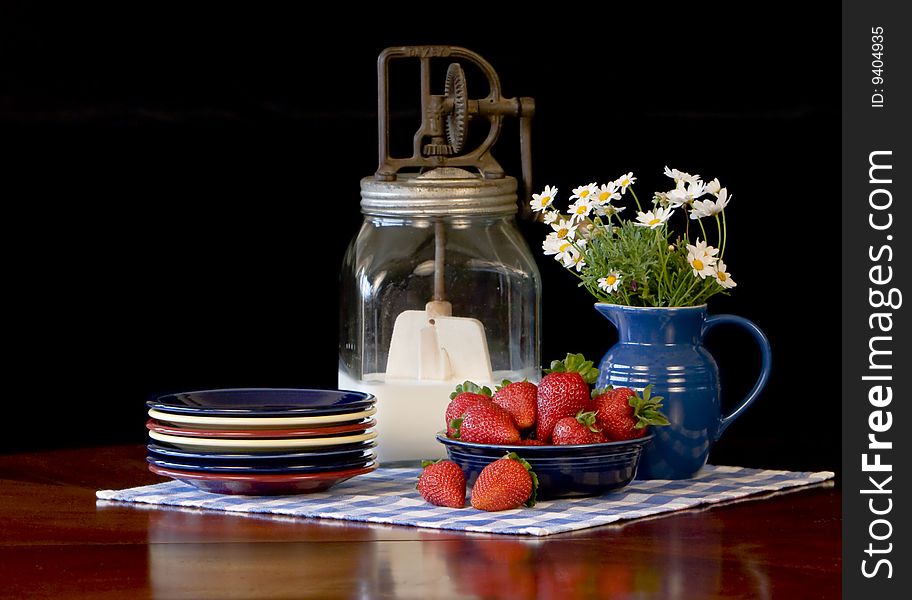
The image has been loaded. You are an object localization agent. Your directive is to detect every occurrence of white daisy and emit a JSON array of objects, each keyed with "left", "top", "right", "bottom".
[
  {"left": 550, "top": 217, "right": 578, "bottom": 241},
  {"left": 569, "top": 196, "right": 595, "bottom": 221},
  {"left": 666, "top": 179, "right": 707, "bottom": 208},
  {"left": 565, "top": 249, "right": 586, "bottom": 272},
  {"left": 705, "top": 178, "right": 721, "bottom": 196},
  {"left": 665, "top": 186, "right": 689, "bottom": 208},
  {"left": 663, "top": 166, "right": 701, "bottom": 186},
  {"left": 690, "top": 189, "right": 730, "bottom": 219},
  {"left": 615, "top": 172, "right": 636, "bottom": 193},
  {"left": 713, "top": 260, "right": 737, "bottom": 289},
  {"left": 597, "top": 273, "right": 622, "bottom": 293},
  {"left": 634, "top": 206, "right": 674, "bottom": 229},
  {"left": 569, "top": 183, "right": 597, "bottom": 202},
  {"left": 531, "top": 185, "right": 558, "bottom": 213},
  {"left": 592, "top": 183, "right": 621, "bottom": 217},
  {"left": 542, "top": 210, "right": 560, "bottom": 225},
  {"left": 542, "top": 233, "right": 562, "bottom": 256},
  {"left": 686, "top": 239, "right": 719, "bottom": 279},
  {"left": 594, "top": 182, "right": 620, "bottom": 204}
]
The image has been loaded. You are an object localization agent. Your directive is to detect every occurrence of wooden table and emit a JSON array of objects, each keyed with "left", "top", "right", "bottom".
[{"left": 0, "top": 445, "right": 840, "bottom": 599}]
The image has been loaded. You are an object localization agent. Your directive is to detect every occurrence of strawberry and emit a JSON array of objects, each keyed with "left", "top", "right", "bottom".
[
  {"left": 536, "top": 353, "right": 599, "bottom": 443},
  {"left": 551, "top": 410, "right": 605, "bottom": 445},
  {"left": 470, "top": 452, "right": 539, "bottom": 511},
  {"left": 451, "top": 401, "right": 521, "bottom": 445},
  {"left": 445, "top": 381, "right": 492, "bottom": 438},
  {"left": 416, "top": 459, "right": 466, "bottom": 508},
  {"left": 492, "top": 379, "right": 537, "bottom": 430},
  {"left": 593, "top": 384, "right": 670, "bottom": 441}
]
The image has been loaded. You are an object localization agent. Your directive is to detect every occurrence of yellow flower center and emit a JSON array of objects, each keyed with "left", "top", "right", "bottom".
[
  {"left": 648, "top": 218, "right": 660, "bottom": 226},
  {"left": 693, "top": 258, "right": 705, "bottom": 270},
  {"left": 606, "top": 275, "right": 617, "bottom": 286},
  {"left": 559, "top": 241, "right": 572, "bottom": 252},
  {"left": 621, "top": 178, "right": 629, "bottom": 186},
  {"left": 576, "top": 205, "right": 587, "bottom": 214},
  {"left": 557, "top": 228, "right": 569, "bottom": 239},
  {"left": 598, "top": 191, "right": 610, "bottom": 202},
  {"left": 540, "top": 196, "right": 551, "bottom": 206},
  {"left": 718, "top": 271, "right": 727, "bottom": 281},
  {"left": 580, "top": 189, "right": 590, "bottom": 198}
]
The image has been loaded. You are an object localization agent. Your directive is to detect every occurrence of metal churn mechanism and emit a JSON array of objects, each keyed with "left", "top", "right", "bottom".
[{"left": 339, "top": 46, "right": 541, "bottom": 464}]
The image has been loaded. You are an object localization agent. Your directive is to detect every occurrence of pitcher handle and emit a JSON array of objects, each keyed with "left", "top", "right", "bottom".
[{"left": 703, "top": 314, "right": 772, "bottom": 441}]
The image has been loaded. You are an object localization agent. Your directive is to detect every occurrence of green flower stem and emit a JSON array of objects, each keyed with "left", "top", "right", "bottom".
[
  {"left": 698, "top": 217, "right": 708, "bottom": 243},
  {"left": 629, "top": 187, "right": 643, "bottom": 212},
  {"left": 674, "top": 274, "right": 702, "bottom": 306}
]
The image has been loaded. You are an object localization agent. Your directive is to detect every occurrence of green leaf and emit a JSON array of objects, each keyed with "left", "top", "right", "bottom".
[
  {"left": 628, "top": 384, "right": 671, "bottom": 428},
  {"left": 449, "top": 417, "right": 464, "bottom": 439},
  {"left": 544, "top": 353, "right": 599, "bottom": 384},
  {"left": 575, "top": 410, "right": 600, "bottom": 432},
  {"left": 449, "top": 380, "right": 492, "bottom": 399}
]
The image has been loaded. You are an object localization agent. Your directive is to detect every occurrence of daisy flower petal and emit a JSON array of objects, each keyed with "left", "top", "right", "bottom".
[{"left": 531, "top": 185, "right": 558, "bottom": 213}]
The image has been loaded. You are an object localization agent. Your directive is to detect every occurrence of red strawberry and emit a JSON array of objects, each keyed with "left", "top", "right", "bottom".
[
  {"left": 451, "top": 401, "right": 521, "bottom": 445},
  {"left": 593, "top": 384, "right": 670, "bottom": 441},
  {"left": 417, "top": 460, "right": 466, "bottom": 508},
  {"left": 445, "top": 381, "right": 492, "bottom": 437},
  {"left": 492, "top": 379, "right": 537, "bottom": 430},
  {"left": 470, "top": 452, "right": 538, "bottom": 511},
  {"left": 551, "top": 410, "right": 604, "bottom": 445},
  {"left": 536, "top": 353, "right": 599, "bottom": 443}
]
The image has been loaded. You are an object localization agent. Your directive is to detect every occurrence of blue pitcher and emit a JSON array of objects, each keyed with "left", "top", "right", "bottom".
[{"left": 594, "top": 303, "right": 772, "bottom": 479}]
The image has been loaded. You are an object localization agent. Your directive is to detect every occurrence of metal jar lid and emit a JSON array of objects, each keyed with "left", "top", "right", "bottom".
[{"left": 360, "top": 167, "right": 517, "bottom": 217}]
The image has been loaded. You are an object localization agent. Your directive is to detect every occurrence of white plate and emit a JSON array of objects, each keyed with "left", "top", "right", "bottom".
[
  {"left": 147, "top": 407, "right": 377, "bottom": 429},
  {"left": 148, "top": 430, "right": 378, "bottom": 452}
]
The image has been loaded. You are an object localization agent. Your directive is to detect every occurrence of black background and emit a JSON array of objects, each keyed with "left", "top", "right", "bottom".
[{"left": 1, "top": 3, "right": 839, "bottom": 471}]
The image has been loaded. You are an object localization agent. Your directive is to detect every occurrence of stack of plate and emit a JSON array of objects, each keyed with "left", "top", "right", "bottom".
[{"left": 145, "top": 388, "right": 377, "bottom": 495}]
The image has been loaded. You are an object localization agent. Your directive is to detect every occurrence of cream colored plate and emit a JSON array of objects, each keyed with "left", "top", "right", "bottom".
[
  {"left": 148, "top": 430, "right": 378, "bottom": 452},
  {"left": 147, "top": 407, "right": 377, "bottom": 429}
]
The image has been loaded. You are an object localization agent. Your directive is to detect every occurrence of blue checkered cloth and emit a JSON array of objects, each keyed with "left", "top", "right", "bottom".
[{"left": 97, "top": 465, "right": 833, "bottom": 536}]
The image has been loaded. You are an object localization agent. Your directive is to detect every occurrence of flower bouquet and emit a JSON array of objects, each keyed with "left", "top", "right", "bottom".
[{"left": 532, "top": 167, "right": 735, "bottom": 307}]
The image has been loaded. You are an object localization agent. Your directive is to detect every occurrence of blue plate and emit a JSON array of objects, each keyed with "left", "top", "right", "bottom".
[
  {"left": 436, "top": 432, "right": 653, "bottom": 499},
  {"left": 146, "top": 453, "right": 376, "bottom": 474},
  {"left": 148, "top": 388, "right": 375, "bottom": 417},
  {"left": 147, "top": 441, "right": 377, "bottom": 461}
]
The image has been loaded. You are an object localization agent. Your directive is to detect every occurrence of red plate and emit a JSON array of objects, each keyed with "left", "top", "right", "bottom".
[
  {"left": 146, "top": 418, "right": 375, "bottom": 439},
  {"left": 148, "top": 462, "right": 377, "bottom": 495}
]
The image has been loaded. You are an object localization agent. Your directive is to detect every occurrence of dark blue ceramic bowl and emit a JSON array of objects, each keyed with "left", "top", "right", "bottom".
[
  {"left": 147, "top": 388, "right": 375, "bottom": 417},
  {"left": 436, "top": 432, "right": 653, "bottom": 499}
]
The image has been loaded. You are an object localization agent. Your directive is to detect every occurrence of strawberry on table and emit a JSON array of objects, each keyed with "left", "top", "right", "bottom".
[
  {"left": 536, "top": 353, "right": 599, "bottom": 443},
  {"left": 470, "top": 452, "right": 539, "bottom": 512},
  {"left": 445, "top": 381, "right": 493, "bottom": 438},
  {"left": 593, "top": 384, "right": 670, "bottom": 441},
  {"left": 551, "top": 410, "right": 605, "bottom": 445},
  {"left": 492, "top": 379, "right": 537, "bottom": 430},
  {"left": 417, "top": 459, "right": 466, "bottom": 508},
  {"left": 451, "top": 401, "right": 521, "bottom": 445}
]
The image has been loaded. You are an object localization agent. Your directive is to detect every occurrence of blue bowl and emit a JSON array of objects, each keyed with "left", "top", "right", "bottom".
[
  {"left": 436, "top": 432, "right": 653, "bottom": 499},
  {"left": 148, "top": 388, "right": 375, "bottom": 417}
]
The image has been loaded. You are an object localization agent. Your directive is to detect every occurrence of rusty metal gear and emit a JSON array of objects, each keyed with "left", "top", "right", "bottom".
[{"left": 444, "top": 63, "right": 468, "bottom": 154}]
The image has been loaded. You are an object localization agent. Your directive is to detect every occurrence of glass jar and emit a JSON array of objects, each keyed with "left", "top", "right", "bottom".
[{"left": 339, "top": 167, "right": 541, "bottom": 463}]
